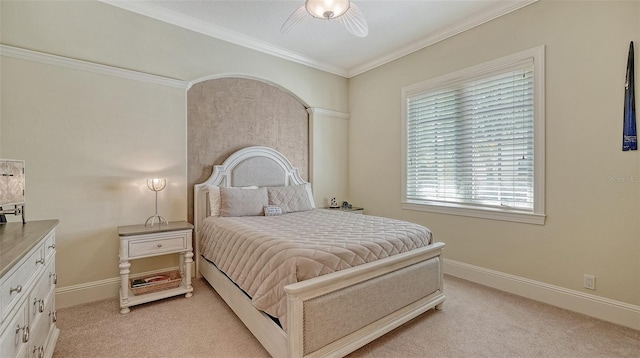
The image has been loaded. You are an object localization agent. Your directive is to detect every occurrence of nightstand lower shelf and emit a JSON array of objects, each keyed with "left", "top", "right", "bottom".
[{"left": 120, "top": 283, "right": 193, "bottom": 313}]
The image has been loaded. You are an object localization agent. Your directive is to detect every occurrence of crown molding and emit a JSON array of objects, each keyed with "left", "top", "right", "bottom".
[
  {"left": 347, "top": 0, "right": 538, "bottom": 77},
  {"left": 0, "top": 44, "right": 189, "bottom": 89},
  {"left": 307, "top": 107, "right": 350, "bottom": 120},
  {"left": 99, "top": 0, "right": 348, "bottom": 78},
  {"left": 98, "top": 0, "right": 537, "bottom": 79}
]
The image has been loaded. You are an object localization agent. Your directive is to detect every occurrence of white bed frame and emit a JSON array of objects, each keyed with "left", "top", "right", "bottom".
[{"left": 194, "top": 146, "right": 445, "bottom": 358}]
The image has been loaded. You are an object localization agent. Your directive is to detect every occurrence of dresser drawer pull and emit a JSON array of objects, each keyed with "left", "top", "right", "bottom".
[
  {"left": 15, "top": 324, "right": 29, "bottom": 343},
  {"left": 50, "top": 272, "right": 58, "bottom": 284},
  {"left": 33, "top": 345, "right": 45, "bottom": 358},
  {"left": 157, "top": 243, "right": 162, "bottom": 248},
  {"left": 36, "top": 257, "right": 45, "bottom": 265},
  {"left": 48, "top": 243, "right": 56, "bottom": 249},
  {"left": 49, "top": 310, "right": 58, "bottom": 323},
  {"left": 34, "top": 298, "right": 45, "bottom": 313},
  {"left": 9, "top": 285, "right": 22, "bottom": 295}
]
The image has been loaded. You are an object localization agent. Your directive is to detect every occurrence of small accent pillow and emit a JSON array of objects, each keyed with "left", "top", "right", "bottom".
[
  {"left": 264, "top": 205, "right": 282, "bottom": 216},
  {"left": 267, "top": 184, "right": 314, "bottom": 214},
  {"left": 219, "top": 187, "right": 268, "bottom": 217}
]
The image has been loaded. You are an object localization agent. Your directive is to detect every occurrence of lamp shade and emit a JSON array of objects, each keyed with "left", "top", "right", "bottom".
[
  {"left": 147, "top": 178, "right": 166, "bottom": 192},
  {"left": 305, "top": 0, "right": 350, "bottom": 19}
]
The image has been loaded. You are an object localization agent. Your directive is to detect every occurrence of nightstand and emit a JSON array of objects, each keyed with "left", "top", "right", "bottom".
[
  {"left": 325, "top": 206, "right": 364, "bottom": 214},
  {"left": 117, "top": 221, "right": 194, "bottom": 314}
]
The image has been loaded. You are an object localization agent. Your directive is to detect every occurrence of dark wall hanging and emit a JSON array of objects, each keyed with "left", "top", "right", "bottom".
[{"left": 623, "top": 41, "right": 637, "bottom": 151}]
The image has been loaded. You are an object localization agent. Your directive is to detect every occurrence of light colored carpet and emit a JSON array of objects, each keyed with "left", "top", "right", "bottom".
[{"left": 53, "top": 275, "right": 640, "bottom": 358}]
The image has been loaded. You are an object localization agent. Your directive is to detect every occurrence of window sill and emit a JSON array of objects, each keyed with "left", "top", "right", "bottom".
[{"left": 401, "top": 201, "right": 546, "bottom": 225}]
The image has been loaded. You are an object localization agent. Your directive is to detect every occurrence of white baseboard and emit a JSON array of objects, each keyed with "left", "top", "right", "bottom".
[
  {"left": 57, "top": 260, "right": 639, "bottom": 331},
  {"left": 444, "top": 258, "right": 640, "bottom": 330},
  {"left": 55, "top": 266, "right": 180, "bottom": 309}
]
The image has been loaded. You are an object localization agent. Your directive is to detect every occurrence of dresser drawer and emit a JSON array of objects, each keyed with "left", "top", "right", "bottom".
[
  {"left": 29, "top": 260, "right": 55, "bottom": 326},
  {"left": 1, "top": 246, "right": 45, "bottom": 321},
  {"left": 128, "top": 233, "right": 188, "bottom": 258},
  {"left": 0, "top": 301, "right": 28, "bottom": 358},
  {"left": 27, "top": 294, "right": 54, "bottom": 358},
  {"left": 43, "top": 231, "right": 56, "bottom": 260}
]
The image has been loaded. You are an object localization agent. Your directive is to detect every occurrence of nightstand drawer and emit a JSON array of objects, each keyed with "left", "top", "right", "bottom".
[{"left": 128, "top": 234, "right": 187, "bottom": 258}]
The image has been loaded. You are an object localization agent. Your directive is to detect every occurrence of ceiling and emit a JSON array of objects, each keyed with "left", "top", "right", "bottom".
[{"left": 102, "top": 0, "right": 536, "bottom": 78}]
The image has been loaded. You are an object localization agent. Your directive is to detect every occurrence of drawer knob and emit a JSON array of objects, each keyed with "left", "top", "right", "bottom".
[
  {"left": 157, "top": 243, "right": 163, "bottom": 248},
  {"left": 48, "top": 243, "right": 56, "bottom": 249},
  {"left": 15, "top": 324, "right": 29, "bottom": 343},
  {"left": 33, "top": 345, "right": 44, "bottom": 358},
  {"left": 36, "top": 257, "right": 45, "bottom": 265},
  {"left": 50, "top": 310, "right": 58, "bottom": 323},
  {"left": 50, "top": 272, "right": 58, "bottom": 284},
  {"left": 9, "top": 285, "right": 22, "bottom": 295}
]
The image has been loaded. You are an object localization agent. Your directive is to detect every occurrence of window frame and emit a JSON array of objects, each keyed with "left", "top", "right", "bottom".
[{"left": 401, "top": 46, "right": 546, "bottom": 225}]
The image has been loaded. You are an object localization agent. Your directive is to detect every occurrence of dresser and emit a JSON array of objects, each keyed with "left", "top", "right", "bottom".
[{"left": 0, "top": 220, "right": 59, "bottom": 358}]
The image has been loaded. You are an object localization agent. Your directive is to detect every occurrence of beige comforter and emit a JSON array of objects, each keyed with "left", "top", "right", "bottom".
[{"left": 199, "top": 209, "right": 432, "bottom": 331}]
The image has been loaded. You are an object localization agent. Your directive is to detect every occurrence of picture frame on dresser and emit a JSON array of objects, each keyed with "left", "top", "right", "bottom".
[{"left": 0, "top": 159, "right": 26, "bottom": 224}]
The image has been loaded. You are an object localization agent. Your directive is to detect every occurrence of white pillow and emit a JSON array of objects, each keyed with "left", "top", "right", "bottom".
[
  {"left": 219, "top": 187, "right": 268, "bottom": 217},
  {"left": 267, "top": 184, "right": 315, "bottom": 214},
  {"left": 207, "top": 185, "right": 221, "bottom": 217}
]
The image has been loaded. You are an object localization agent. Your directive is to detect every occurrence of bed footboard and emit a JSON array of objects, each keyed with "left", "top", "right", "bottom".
[{"left": 285, "top": 242, "right": 445, "bottom": 358}]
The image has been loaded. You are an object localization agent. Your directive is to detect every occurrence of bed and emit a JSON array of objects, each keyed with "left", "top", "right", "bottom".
[{"left": 194, "top": 146, "right": 445, "bottom": 358}]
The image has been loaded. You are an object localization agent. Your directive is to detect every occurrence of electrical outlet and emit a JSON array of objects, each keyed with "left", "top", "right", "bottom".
[{"left": 584, "top": 274, "right": 596, "bottom": 290}]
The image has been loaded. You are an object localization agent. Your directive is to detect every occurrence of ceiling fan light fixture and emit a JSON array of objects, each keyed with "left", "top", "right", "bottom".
[
  {"left": 305, "top": 0, "right": 350, "bottom": 20},
  {"left": 281, "top": 0, "right": 368, "bottom": 37}
]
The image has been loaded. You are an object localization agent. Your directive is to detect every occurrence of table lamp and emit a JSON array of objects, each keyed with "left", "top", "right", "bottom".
[{"left": 145, "top": 178, "right": 168, "bottom": 226}]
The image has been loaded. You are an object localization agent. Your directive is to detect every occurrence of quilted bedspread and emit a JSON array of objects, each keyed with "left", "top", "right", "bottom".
[{"left": 199, "top": 209, "right": 432, "bottom": 331}]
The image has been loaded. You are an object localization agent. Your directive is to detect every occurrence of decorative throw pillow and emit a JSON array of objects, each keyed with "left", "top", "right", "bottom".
[
  {"left": 207, "top": 185, "right": 221, "bottom": 217},
  {"left": 208, "top": 185, "right": 259, "bottom": 217},
  {"left": 267, "top": 184, "right": 314, "bottom": 214},
  {"left": 219, "top": 187, "right": 268, "bottom": 217},
  {"left": 264, "top": 205, "right": 282, "bottom": 216}
]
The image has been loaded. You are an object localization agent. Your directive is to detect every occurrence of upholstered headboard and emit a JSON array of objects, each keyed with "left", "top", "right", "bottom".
[
  {"left": 187, "top": 77, "right": 309, "bottom": 224},
  {"left": 193, "top": 146, "right": 309, "bottom": 273}
]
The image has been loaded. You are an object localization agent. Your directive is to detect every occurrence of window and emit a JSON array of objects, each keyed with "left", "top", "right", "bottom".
[{"left": 401, "top": 46, "right": 545, "bottom": 225}]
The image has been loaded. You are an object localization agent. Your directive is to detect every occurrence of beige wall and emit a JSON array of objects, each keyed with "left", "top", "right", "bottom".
[
  {"left": 1, "top": 57, "right": 188, "bottom": 281},
  {"left": 309, "top": 109, "right": 350, "bottom": 208},
  {"left": 0, "top": 0, "right": 348, "bottom": 299},
  {"left": 349, "top": 0, "right": 640, "bottom": 305}
]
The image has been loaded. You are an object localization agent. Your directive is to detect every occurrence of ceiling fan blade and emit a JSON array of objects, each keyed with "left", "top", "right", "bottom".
[
  {"left": 338, "top": 2, "right": 368, "bottom": 37},
  {"left": 281, "top": 5, "right": 307, "bottom": 34}
]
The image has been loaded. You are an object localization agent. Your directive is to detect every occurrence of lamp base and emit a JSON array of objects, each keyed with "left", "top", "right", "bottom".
[
  {"left": 145, "top": 215, "right": 168, "bottom": 227},
  {"left": 0, "top": 205, "right": 25, "bottom": 224}
]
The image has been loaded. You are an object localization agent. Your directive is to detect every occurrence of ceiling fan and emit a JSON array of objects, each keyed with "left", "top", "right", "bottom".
[{"left": 281, "top": 0, "right": 369, "bottom": 37}]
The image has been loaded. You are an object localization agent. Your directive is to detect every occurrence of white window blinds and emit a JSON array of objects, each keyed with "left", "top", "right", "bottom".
[{"left": 405, "top": 63, "right": 535, "bottom": 211}]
